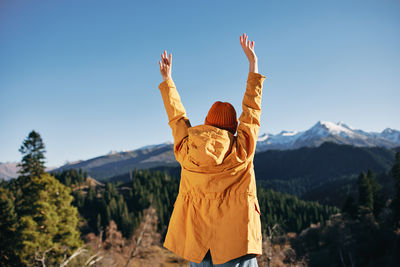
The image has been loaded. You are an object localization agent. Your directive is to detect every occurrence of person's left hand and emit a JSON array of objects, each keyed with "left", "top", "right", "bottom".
[{"left": 159, "top": 50, "right": 172, "bottom": 81}]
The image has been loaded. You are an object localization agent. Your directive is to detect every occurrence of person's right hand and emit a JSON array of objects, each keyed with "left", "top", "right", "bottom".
[
  {"left": 159, "top": 50, "right": 172, "bottom": 81},
  {"left": 240, "top": 33, "right": 258, "bottom": 73}
]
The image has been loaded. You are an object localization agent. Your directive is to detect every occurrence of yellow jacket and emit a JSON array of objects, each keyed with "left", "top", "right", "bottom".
[{"left": 158, "top": 72, "right": 266, "bottom": 264}]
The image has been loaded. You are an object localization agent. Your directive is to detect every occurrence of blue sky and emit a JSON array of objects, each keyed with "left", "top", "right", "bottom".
[{"left": 1, "top": 0, "right": 399, "bottom": 167}]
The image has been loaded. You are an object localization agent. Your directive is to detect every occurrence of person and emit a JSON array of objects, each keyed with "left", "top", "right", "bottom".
[{"left": 158, "top": 33, "right": 266, "bottom": 267}]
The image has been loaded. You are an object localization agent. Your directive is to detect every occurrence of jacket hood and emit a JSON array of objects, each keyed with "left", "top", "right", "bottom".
[{"left": 187, "top": 125, "right": 234, "bottom": 167}]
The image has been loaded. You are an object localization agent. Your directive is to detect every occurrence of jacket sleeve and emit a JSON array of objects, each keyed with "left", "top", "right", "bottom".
[
  {"left": 158, "top": 79, "right": 191, "bottom": 163},
  {"left": 236, "top": 72, "right": 266, "bottom": 161}
]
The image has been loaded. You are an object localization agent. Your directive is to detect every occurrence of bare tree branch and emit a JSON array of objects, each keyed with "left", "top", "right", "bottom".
[
  {"left": 35, "top": 248, "right": 53, "bottom": 267},
  {"left": 84, "top": 252, "right": 103, "bottom": 266},
  {"left": 87, "top": 255, "right": 104, "bottom": 266},
  {"left": 59, "top": 247, "right": 87, "bottom": 267}
]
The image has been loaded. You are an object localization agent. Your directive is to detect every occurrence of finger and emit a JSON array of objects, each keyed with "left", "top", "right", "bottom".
[
  {"left": 251, "top": 41, "right": 254, "bottom": 50},
  {"left": 166, "top": 51, "right": 170, "bottom": 65},
  {"left": 159, "top": 61, "right": 163, "bottom": 71},
  {"left": 169, "top": 53, "right": 172, "bottom": 66}
]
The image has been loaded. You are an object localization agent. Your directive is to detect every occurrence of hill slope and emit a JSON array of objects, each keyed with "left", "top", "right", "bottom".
[
  {"left": 253, "top": 142, "right": 396, "bottom": 195},
  {"left": 51, "top": 143, "right": 177, "bottom": 181}
]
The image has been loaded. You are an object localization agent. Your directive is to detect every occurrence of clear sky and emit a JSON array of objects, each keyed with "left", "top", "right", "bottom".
[{"left": 1, "top": 0, "right": 399, "bottom": 167}]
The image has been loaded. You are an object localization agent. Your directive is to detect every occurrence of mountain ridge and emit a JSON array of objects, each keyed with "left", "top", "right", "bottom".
[
  {"left": 1, "top": 121, "right": 399, "bottom": 180},
  {"left": 256, "top": 120, "right": 400, "bottom": 152}
]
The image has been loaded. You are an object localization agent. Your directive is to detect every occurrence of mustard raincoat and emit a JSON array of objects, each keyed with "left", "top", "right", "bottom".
[{"left": 158, "top": 72, "right": 266, "bottom": 264}]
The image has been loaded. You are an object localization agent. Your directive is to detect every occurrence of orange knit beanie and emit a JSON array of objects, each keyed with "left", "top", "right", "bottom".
[{"left": 205, "top": 101, "right": 238, "bottom": 134}]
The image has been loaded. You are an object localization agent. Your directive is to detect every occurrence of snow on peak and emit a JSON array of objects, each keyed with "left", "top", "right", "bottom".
[
  {"left": 312, "top": 120, "right": 354, "bottom": 135},
  {"left": 337, "top": 121, "right": 353, "bottom": 130},
  {"left": 380, "top": 128, "right": 400, "bottom": 143},
  {"left": 382, "top": 128, "right": 395, "bottom": 134},
  {"left": 257, "top": 120, "right": 400, "bottom": 153},
  {"left": 280, "top": 130, "right": 298, "bottom": 136},
  {"left": 138, "top": 141, "right": 173, "bottom": 151},
  {"left": 258, "top": 133, "right": 270, "bottom": 142}
]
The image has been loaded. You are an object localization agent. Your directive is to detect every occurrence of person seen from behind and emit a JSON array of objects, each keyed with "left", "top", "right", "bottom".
[{"left": 158, "top": 33, "right": 266, "bottom": 267}]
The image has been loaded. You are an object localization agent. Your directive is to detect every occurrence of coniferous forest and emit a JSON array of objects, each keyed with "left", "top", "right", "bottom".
[{"left": 1, "top": 130, "right": 400, "bottom": 266}]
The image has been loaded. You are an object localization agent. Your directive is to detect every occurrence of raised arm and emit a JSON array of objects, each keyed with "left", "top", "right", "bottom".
[
  {"left": 158, "top": 50, "right": 191, "bottom": 162},
  {"left": 237, "top": 34, "right": 266, "bottom": 160}
]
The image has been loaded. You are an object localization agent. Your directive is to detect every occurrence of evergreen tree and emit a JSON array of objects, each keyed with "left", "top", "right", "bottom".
[
  {"left": 9, "top": 131, "right": 84, "bottom": 265},
  {"left": 357, "top": 172, "right": 373, "bottom": 211},
  {"left": 391, "top": 152, "right": 400, "bottom": 225},
  {"left": 0, "top": 187, "right": 20, "bottom": 266},
  {"left": 342, "top": 195, "right": 357, "bottom": 218},
  {"left": 367, "top": 169, "right": 385, "bottom": 218},
  {"left": 96, "top": 213, "right": 102, "bottom": 235},
  {"left": 16, "top": 173, "right": 83, "bottom": 265},
  {"left": 17, "top": 130, "right": 46, "bottom": 178}
]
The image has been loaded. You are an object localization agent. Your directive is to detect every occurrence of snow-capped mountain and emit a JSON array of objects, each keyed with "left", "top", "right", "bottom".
[
  {"left": 256, "top": 120, "right": 400, "bottom": 152},
  {"left": 379, "top": 128, "right": 400, "bottom": 144},
  {"left": 2, "top": 122, "right": 398, "bottom": 180}
]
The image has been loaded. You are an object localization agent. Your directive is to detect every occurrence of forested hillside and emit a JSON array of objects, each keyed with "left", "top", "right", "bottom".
[
  {"left": 44, "top": 139, "right": 398, "bottom": 184},
  {"left": 2, "top": 130, "right": 399, "bottom": 266},
  {"left": 50, "top": 167, "right": 339, "bottom": 242},
  {"left": 50, "top": 143, "right": 177, "bottom": 181},
  {"left": 139, "top": 142, "right": 396, "bottom": 208},
  {"left": 51, "top": 168, "right": 179, "bottom": 240},
  {"left": 253, "top": 142, "right": 396, "bottom": 194}
]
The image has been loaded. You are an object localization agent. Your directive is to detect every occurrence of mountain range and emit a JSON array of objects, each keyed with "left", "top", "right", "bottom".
[
  {"left": 257, "top": 120, "right": 400, "bottom": 152},
  {"left": 1, "top": 121, "right": 399, "bottom": 181}
]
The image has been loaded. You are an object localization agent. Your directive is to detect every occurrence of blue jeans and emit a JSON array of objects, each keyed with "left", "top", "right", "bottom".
[{"left": 189, "top": 250, "right": 258, "bottom": 267}]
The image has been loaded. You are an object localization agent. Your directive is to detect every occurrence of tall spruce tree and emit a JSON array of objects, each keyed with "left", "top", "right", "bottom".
[
  {"left": 342, "top": 195, "right": 357, "bottom": 218},
  {"left": 0, "top": 187, "right": 20, "bottom": 266},
  {"left": 17, "top": 130, "right": 46, "bottom": 178},
  {"left": 357, "top": 172, "right": 374, "bottom": 211},
  {"left": 13, "top": 131, "right": 83, "bottom": 265},
  {"left": 367, "top": 169, "right": 384, "bottom": 218},
  {"left": 391, "top": 152, "right": 400, "bottom": 225}
]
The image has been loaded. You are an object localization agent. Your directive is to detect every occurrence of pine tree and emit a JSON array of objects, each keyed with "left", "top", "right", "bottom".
[
  {"left": 342, "top": 195, "right": 357, "bottom": 218},
  {"left": 12, "top": 131, "right": 83, "bottom": 265},
  {"left": 96, "top": 213, "right": 102, "bottom": 235},
  {"left": 367, "top": 169, "right": 384, "bottom": 218},
  {"left": 357, "top": 172, "right": 374, "bottom": 211},
  {"left": 16, "top": 173, "right": 83, "bottom": 265},
  {"left": 17, "top": 130, "right": 46, "bottom": 178},
  {"left": 391, "top": 152, "right": 400, "bottom": 225},
  {"left": 0, "top": 187, "right": 20, "bottom": 265}
]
